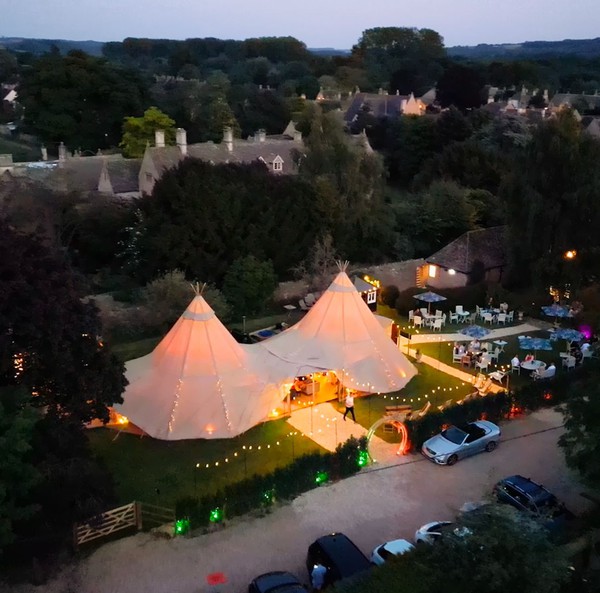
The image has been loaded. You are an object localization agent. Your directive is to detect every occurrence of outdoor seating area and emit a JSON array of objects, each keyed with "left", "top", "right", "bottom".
[{"left": 298, "top": 291, "right": 322, "bottom": 311}]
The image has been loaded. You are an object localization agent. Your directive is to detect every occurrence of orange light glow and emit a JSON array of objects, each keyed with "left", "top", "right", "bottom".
[
  {"left": 205, "top": 424, "right": 215, "bottom": 435},
  {"left": 564, "top": 250, "right": 577, "bottom": 260}
]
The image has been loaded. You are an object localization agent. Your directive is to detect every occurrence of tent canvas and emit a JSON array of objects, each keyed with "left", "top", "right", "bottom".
[
  {"left": 259, "top": 271, "right": 417, "bottom": 393},
  {"left": 114, "top": 295, "right": 284, "bottom": 440}
]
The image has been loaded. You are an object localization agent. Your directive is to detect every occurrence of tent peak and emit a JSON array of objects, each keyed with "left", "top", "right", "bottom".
[
  {"left": 191, "top": 282, "right": 207, "bottom": 296},
  {"left": 336, "top": 260, "right": 349, "bottom": 272}
]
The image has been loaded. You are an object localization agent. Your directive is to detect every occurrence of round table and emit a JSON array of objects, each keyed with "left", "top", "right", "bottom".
[{"left": 520, "top": 360, "right": 546, "bottom": 372}]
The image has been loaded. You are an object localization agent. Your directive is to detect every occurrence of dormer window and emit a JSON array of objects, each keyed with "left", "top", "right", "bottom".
[{"left": 272, "top": 155, "right": 283, "bottom": 172}]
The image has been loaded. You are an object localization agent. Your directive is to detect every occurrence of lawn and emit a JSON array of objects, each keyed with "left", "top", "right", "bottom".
[
  {"left": 89, "top": 363, "right": 469, "bottom": 505},
  {"left": 89, "top": 416, "right": 325, "bottom": 508}
]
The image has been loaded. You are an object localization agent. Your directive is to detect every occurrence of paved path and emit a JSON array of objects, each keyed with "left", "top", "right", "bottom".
[
  {"left": 408, "top": 322, "right": 539, "bottom": 345},
  {"left": 18, "top": 409, "right": 590, "bottom": 593}
]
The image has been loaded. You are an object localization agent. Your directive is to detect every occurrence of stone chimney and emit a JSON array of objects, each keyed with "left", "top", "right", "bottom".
[
  {"left": 176, "top": 128, "right": 187, "bottom": 155},
  {"left": 41, "top": 146, "right": 48, "bottom": 161},
  {"left": 58, "top": 142, "right": 67, "bottom": 161},
  {"left": 155, "top": 129, "right": 165, "bottom": 148},
  {"left": 255, "top": 129, "right": 266, "bottom": 143},
  {"left": 223, "top": 126, "right": 233, "bottom": 152}
]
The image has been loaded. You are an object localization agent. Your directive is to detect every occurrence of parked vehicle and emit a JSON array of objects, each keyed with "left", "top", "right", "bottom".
[
  {"left": 248, "top": 572, "right": 307, "bottom": 593},
  {"left": 494, "top": 475, "right": 573, "bottom": 529},
  {"left": 306, "top": 533, "right": 371, "bottom": 587},
  {"left": 370, "top": 538, "right": 414, "bottom": 565},
  {"left": 421, "top": 421, "right": 501, "bottom": 465},
  {"left": 414, "top": 521, "right": 453, "bottom": 544}
]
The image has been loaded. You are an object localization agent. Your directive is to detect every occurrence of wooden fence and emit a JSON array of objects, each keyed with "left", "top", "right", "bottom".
[{"left": 74, "top": 501, "right": 175, "bottom": 548}]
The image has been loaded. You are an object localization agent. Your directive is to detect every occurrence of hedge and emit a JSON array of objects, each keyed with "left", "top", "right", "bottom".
[
  {"left": 405, "top": 359, "right": 600, "bottom": 451},
  {"left": 175, "top": 436, "right": 368, "bottom": 530}
]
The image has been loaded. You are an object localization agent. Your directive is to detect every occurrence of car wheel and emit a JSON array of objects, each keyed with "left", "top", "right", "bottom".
[
  {"left": 485, "top": 441, "right": 497, "bottom": 452},
  {"left": 446, "top": 454, "right": 458, "bottom": 466}
]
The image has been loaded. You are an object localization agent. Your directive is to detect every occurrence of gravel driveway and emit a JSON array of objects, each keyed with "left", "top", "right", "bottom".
[{"left": 6, "top": 408, "right": 590, "bottom": 593}]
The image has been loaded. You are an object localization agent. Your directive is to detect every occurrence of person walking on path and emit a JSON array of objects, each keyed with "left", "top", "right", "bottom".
[
  {"left": 311, "top": 564, "right": 327, "bottom": 591},
  {"left": 343, "top": 392, "right": 356, "bottom": 422}
]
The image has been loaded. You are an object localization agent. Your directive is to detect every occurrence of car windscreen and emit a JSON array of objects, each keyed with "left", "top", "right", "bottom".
[{"left": 441, "top": 426, "right": 467, "bottom": 445}]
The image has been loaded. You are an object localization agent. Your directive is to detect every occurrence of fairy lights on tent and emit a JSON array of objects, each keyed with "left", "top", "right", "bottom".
[{"left": 167, "top": 378, "right": 183, "bottom": 434}]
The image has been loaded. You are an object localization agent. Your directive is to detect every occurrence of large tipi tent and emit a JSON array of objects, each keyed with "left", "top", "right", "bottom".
[
  {"left": 259, "top": 268, "right": 417, "bottom": 393},
  {"left": 114, "top": 294, "right": 284, "bottom": 440}
]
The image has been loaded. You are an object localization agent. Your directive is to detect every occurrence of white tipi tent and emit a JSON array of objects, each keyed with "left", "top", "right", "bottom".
[
  {"left": 259, "top": 269, "right": 417, "bottom": 393},
  {"left": 114, "top": 294, "right": 284, "bottom": 440}
]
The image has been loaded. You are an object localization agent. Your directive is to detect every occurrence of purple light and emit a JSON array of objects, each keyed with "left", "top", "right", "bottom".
[{"left": 579, "top": 324, "right": 593, "bottom": 340}]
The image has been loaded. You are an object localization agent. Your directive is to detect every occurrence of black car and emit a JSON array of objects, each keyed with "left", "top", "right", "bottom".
[
  {"left": 248, "top": 571, "right": 307, "bottom": 593},
  {"left": 306, "top": 533, "right": 371, "bottom": 587},
  {"left": 494, "top": 475, "right": 573, "bottom": 528}
]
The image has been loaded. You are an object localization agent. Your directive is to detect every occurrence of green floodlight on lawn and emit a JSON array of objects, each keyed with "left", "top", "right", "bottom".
[
  {"left": 174, "top": 518, "right": 190, "bottom": 535},
  {"left": 315, "top": 470, "right": 329, "bottom": 485},
  {"left": 357, "top": 449, "right": 370, "bottom": 468},
  {"left": 262, "top": 489, "right": 275, "bottom": 506},
  {"left": 209, "top": 507, "right": 223, "bottom": 523}
]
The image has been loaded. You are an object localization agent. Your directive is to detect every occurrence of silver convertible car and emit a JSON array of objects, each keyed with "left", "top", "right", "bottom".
[{"left": 421, "top": 420, "right": 501, "bottom": 465}]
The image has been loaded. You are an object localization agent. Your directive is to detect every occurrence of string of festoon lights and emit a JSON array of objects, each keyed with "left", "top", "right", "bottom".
[{"left": 195, "top": 430, "right": 311, "bottom": 471}]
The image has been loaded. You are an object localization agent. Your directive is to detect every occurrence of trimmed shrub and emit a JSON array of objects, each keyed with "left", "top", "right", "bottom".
[
  {"left": 381, "top": 285, "right": 400, "bottom": 308},
  {"left": 175, "top": 436, "right": 368, "bottom": 530}
]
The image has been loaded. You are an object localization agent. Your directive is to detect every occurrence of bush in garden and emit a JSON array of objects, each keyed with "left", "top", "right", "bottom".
[
  {"left": 380, "top": 285, "right": 400, "bottom": 308},
  {"left": 175, "top": 440, "right": 368, "bottom": 531}
]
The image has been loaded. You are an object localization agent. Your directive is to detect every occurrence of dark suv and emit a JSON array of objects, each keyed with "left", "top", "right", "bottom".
[
  {"left": 306, "top": 533, "right": 371, "bottom": 588},
  {"left": 494, "top": 475, "right": 572, "bottom": 528}
]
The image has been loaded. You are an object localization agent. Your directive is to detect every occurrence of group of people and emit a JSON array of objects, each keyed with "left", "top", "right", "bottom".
[{"left": 453, "top": 339, "right": 489, "bottom": 366}]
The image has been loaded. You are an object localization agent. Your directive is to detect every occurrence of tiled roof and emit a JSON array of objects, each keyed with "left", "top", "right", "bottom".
[
  {"left": 5, "top": 154, "right": 140, "bottom": 194},
  {"left": 426, "top": 226, "right": 507, "bottom": 273},
  {"left": 148, "top": 137, "right": 300, "bottom": 175},
  {"left": 549, "top": 93, "right": 600, "bottom": 109},
  {"left": 345, "top": 93, "right": 408, "bottom": 122}
]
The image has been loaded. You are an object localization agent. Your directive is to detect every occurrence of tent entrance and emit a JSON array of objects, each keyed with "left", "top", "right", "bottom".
[{"left": 289, "top": 371, "right": 344, "bottom": 410}]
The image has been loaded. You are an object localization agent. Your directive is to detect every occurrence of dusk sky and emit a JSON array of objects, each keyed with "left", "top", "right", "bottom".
[{"left": 1, "top": 0, "right": 599, "bottom": 48}]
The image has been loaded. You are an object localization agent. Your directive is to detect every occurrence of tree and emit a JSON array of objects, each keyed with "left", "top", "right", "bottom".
[
  {"left": 340, "top": 504, "right": 569, "bottom": 593},
  {"left": 352, "top": 27, "right": 445, "bottom": 91},
  {"left": 501, "top": 109, "right": 600, "bottom": 287},
  {"left": 19, "top": 50, "right": 149, "bottom": 151},
  {"left": 134, "top": 159, "right": 324, "bottom": 283},
  {"left": 0, "top": 388, "right": 40, "bottom": 554},
  {"left": 143, "top": 270, "right": 231, "bottom": 328},
  {"left": 120, "top": 106, "right": 176, "bottom": 158},
  {"left": 559, "top": 371, "right": 600, "bottom": 487},
  {"left": 222, "top": 256, "right": 277, "bottom": 318},
  {"left": 0, "top": 222, "right": 126, "bottom": 558},
  {"left": 437, "top": 63, "right": 486, "bottom": 110}
]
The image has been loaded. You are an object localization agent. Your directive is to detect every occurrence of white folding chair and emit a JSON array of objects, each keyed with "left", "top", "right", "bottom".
[
  {"left": 476, "top": 357, "right": 490, "bottom": 372},
  {"left": 510, "top": 361, "right": 521, "bottom": 375},
  {"left": 432, "top": 319, "right": 442, "bottom": 332},
  {"left": 456, "top": 305, "right": 464, "bottom": 315},
  {"left": 435, "top": 309, "right": 443, "bottom": 319},
  {"left": 483, "top": 313, "right": 494, "bottom": 325},
  {"left": 449, "top": 312, "right": 459, "bottom": 324},
  {"left": 489, "top": 348, "right": 500, "bottom": 363},
  {"left": 420, "top": 308, "right": 428, "bottom": 318},
  {"left": 497, "top": 313, "right": 507, "bottom": 325},
  {"left": 562, "top": 356, "right": 576, "bottom": 370},
  {"left": 413, "top": 316, "right": 423, "bottom": 328},
  {"left": 441, "top": 313, "right": 447, "bottom": 327},
  {"left": 408, "top": 310, "right": 414, "bottom": 322}
]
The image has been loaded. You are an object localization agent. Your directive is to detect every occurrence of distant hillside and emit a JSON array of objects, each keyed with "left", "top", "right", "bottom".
[
  {"left": 0, "top": 37, "right": 104, "bottom": 56},
  {"left": 448, "top": 37, "right": 600, "bottom": 60},
  {"left": 309, "top": 47, "right": 351, "bottom": 56}
]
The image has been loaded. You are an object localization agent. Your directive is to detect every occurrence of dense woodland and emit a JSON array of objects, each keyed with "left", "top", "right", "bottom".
[{"left": 2, "top": 28, "right": 600, "bottom": 578}]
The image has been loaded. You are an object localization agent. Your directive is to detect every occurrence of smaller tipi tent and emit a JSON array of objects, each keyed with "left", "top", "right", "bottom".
[
  {"left": 259, "top": 268, "right": 417, "bottom": 393},
  {"left": 115, "top": 294, "right": 283, "bottom": 440}
]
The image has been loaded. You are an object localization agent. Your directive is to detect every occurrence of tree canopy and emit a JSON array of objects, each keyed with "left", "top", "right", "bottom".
[
  {"left": 120, "top": 106, "right": 176, "bottom": 157},
  {"left": 19, "top": 50, "right": 149, "bottom": 152}
]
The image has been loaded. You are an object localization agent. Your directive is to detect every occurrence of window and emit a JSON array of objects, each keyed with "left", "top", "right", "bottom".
[
  {"left": 428, "top": 264, "right": 437, "bottom": 278},
  {"left": 273, "top": 156, "right": 283, "bottom": 171},
  {"left": 367, "top": 290, "right": 376, "bottom": 304}
]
